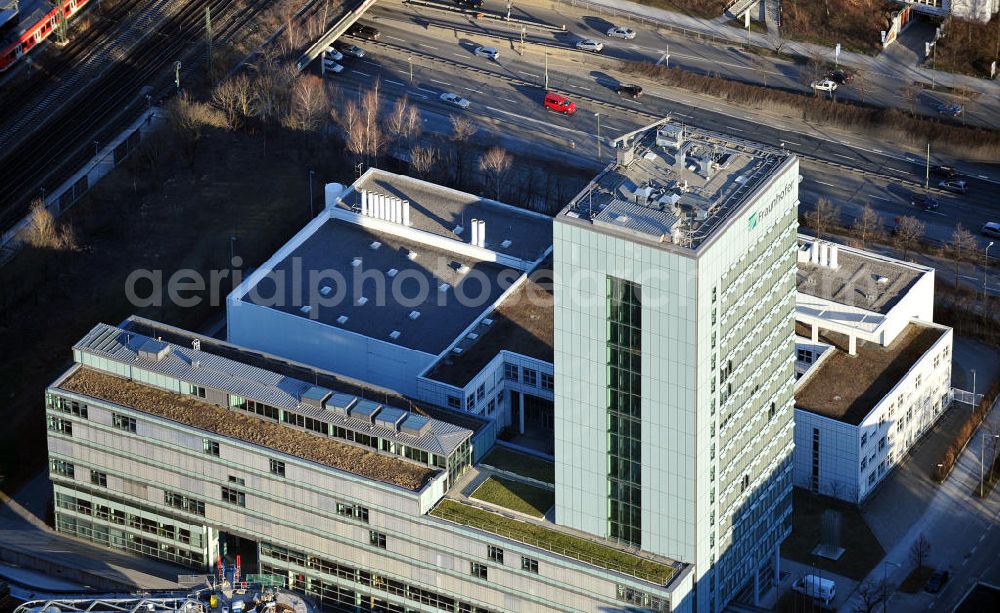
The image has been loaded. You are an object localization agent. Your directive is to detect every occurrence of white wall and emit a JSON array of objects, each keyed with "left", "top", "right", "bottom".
[
  {"left": 227, "top": 300, "right": 434, "bottom": 396},
  {"left": 880, "top": 269, "right": 935, "bottom": 346}
]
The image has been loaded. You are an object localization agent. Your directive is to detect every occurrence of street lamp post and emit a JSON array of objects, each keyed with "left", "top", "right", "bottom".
[
  {"left": 981, "top": 433, "right": 1000, "bottom": 497},
  {"left": 309, "top": 170, "right": 316, "bottom": 217},
  {"left": 408, "top": 57, "right": 413, "bottom": 83},
  {"left": 594, "top": 112, "right": 601, "bottom": 162},
  {"left": 972, "top": 368, "right": 977, "bottom": 409},
  {"left": 544, "top": 50, "right": 549, "bottom": 90},
  {"left": 985, "top": 242, "right": 995, "bottom": 298}
]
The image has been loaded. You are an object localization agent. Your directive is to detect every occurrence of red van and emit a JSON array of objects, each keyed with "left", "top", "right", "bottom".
[{"left": 544, "top": 92, "right": 576, "bottom": 115}]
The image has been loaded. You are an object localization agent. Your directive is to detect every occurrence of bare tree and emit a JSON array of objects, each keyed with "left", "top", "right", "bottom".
[
  {"left": 410, "top": 145, "right": 438, "bottom": 179},
  {"left": 909, "top": 533, "right": 931, "bottom": 568},
  {"left": 361, "top": 81, "right": 383, "bottom": 167},
  {"left": 947, "top": 223, "right": 977, "bottom": 287},
  {"left": 450, "top": 115, "right": 477, "bottom": 185},
  {"left": 403, "top": 106, "right": 422, "bottom": 147},
  {"left": 805, "top": 198, "right": 840, "bottom": 240},
  {"left": 854, "top": 579, "right": 891, "bottom": 613},
  {"left": 900, "top": 84, "right": 921, "bottom": 116},
  {"left": 212, "top": 74, "right": 255, "bottom": 129},
  {"left": 480, "top": 146, "right": 513, "bottom": 200},
  {"left": 853, "top": 69, "right": 870, "bottom": 104},
  {"left": 852, "top": 202, "right": 883, "bottom": 247},
  {"left": 333, "top": 99, "right": 365, "bottom": 162},
  {"left": 894, "top": 215, "right": 926, "bottom": 261},
  {"left": 288, "top": 75, "right": 329, "bottom": 131}
]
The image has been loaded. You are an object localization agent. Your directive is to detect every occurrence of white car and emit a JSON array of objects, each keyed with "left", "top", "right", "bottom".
[
  {"left": 323, "top": 46, "right": 344, "bottom": 61},
  {"left": 440, "top": 92, "right": 470, "bottom": 109},
  {"left": 606, "top": 26, "right": 636, "bottom": 39},
  {"left": 810, "top": 79, "right": 838, "bottom": 92},
  {"left": 576, "top": 39, "right": 604, "bottom": 52},
  {"left": 322, "top": 59, "right": 344, "bottom": 74},
  {"left": 338, "top": 44, "right": 365, "bottom": 58},
  {"left": 473, "top": 46, "right": 499, "bottom": 60}
]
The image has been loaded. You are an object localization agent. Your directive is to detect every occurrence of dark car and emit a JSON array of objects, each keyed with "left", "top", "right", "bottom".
[
  {"left": 911, "top": 194, "right": 939, "bottom": 211},
  {"left": 347, "top": 24, "right": 381, "bottom": 40},
  {"left": 938, "top": 179, "right": 968, "bottom": 194},
  {"left": 826, "top": 69, "right": 854, "bottom": 84},
  {"left": 937, "top": 103, "right": 962, "bottom": 116},
  {"left": 932, "top": 165, "right": 958, "bottom": 179},
  {"left": 455, "top": 0, "right": 484, "bottom": 6},
  {"left": 616, "top": 84, "right": 643, "bottom": 99},
  {"left": 924, "top": 570, "right": 949, "bottom": 594}
]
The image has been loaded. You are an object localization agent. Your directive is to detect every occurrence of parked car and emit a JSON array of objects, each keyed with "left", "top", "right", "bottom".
[
  {"left": 826, "top": 69, "right": 854, "bottom": 84},
  {"left": 932, "top": 165, "right": 958, "bottom": 179},
  {"left": 606, "top": 26, "right": 636, "bottom": 39},
  {"left": 924, "top": 570, "right": 950, "bottom": 594},
  {"left": 544, "top": 92, "right": 576, "bottom": 114},
  {"left": 322, "top": 58, "right": 344, "bottom": 74},
  {"left": 338, "top": 44, "right": 366, "bottom": 58},
  {"left": 454, "top": 0, "right": 483, "bottom": 7},
  {"left": 323, "top": 46, "right": 343, "bottom": 61},
  {"left": 810, "top": 79, "right": 838, "bottom": 92},
  {"left": 347, "top": 23, "right": 381, "bottom": 40},
  {"left": 982, "top": 222, "right": 1000, "bottom": 238},
  {"left": 473, "top": 46, "right": 499, "bottom": 60},
  {"left": 440, "top": 92, "right": 470, "bottom": 109},
  {"left": 937, "top": 103, "right": 962, "bottom": 116},
  {"left": 938, "top": 179, "right": 968, "bottom": 194},
  {"left": 911, "top": 194, "right": 940, "bottom": 211},
  {"left": 616, "top": 84, "right": 643, "bottom": 99},
  {"left": 575, "top": 39, "right": 604, "bottom": 52},
  {"left": 792, "top": 575, "right": 836, "bottom": 605}
]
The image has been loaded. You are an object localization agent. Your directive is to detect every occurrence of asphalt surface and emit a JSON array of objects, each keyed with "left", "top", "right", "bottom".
[{"left": 319, "top": 7, "right": 1000, "bottom": 251}]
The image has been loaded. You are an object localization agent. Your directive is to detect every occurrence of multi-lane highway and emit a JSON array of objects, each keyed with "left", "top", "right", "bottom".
[{"left": 317, "top": 5, "right": 999, "bottom": 249}]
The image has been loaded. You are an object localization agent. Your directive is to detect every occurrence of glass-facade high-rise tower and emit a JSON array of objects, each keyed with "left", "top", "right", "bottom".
[{"left": 554, "top": 120, "right": 799, "bottom": 613}]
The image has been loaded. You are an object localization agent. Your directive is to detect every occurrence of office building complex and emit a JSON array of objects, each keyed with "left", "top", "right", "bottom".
[
  {"left": 46, "top": 118, "right": 805, "bottom": 612},
  {"left": 553, "top": 120, "right": 800, "bottom": 612},
  {"left": 792, "top": 238, "right": 953, "bottom": 503}
]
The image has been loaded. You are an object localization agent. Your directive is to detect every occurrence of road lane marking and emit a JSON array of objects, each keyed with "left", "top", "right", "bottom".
[
  {"left": 353, "top": 71, "right": 371, "bottom": 77},
  {"left": 980, "top": 175, "right": 990, "bottom": 180},
  {"left": 431, "top": 79, "right": 450, "bottom": 85},
  {"left": 833, "top": 153, "right": 854, "bottom": 160},
  {"left": 725, "top": 126, "right": 743, "bottom": 132},
  {"left": 815, "top": 181, "right": 836, "bottom": 187},
  {"left": 783, "top": 140, "right": 802, "bottom": 146},
  {"left": 868, "top": 195, "right": 893, "bottom": 201},
  {"left": 419, "top": 43, "right": 438, "bottom": 49},
  {"left": 384, "top": 79, "right": 405, "bottom": 86},
  {"left": 417, "top": 86, "right": 437, "bottom": 94},
  {"left": 578, "top": 86, "right": 591, "bottom": 91},
  {"left": 519, "top": 71, "right": 539, "bottom": 78},
  {"left": 387, "top": 35, "right": 405, "bottom": 42},
  {"left": 502, "top": 97, "right": 518, "bottom": 103},
  {"left": 486, "top": 106, "right": 589, "bottom": 137}
]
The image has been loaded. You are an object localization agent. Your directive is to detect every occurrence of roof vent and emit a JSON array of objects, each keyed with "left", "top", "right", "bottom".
[
  {"left": 407, "top": 250, "right": 418, "bottom": 260},
  {"left": 467, "top": 332, "right": 479, "bottom": 341},
  {"left": 483, "top": 318, "right": 494, "bottom": 326},
  {"left": 300, "top": 305, "right": 311, "bottom": 314},
  {"left": 137, "top": 338, "right": 171, "bottom": 362},
  {"left": 409, "top": 311, "right": 421, "bottom": 320},
  {"left": 320, "top": 285, "right": 333, "bottom": 296},
  {"left": 458, "top": 264, "right": 470, "bottom": 274},
  {"left": 876, "top": 276, "right": 889, "bottom": 285},
  {"left": 439, "top": 283, "right": 450, "bottom": 292},
  {"left": 453, "top": 225, "right": 464, "bottom": 235},
  {"left": 387, "top": 268, "right": 399, "bottom": 278},
  {"left": 356, "top": 296, "right": 368, "bottom": 306},
  {"left": 501, "top": 239, "right": 512, "bottom": 248},
  {"left": 351, "top": 257, "right": 363, "bottom": 268},
  {"left": 389, "top": 330, "right": 401, "bottom": 340},
  {"left": 452, "top": 347, "right": 464, "bottom": 355},
  {"left": 370, "top": 241, "right": 381, "bottom": 250},
  {"left": 336, "top": 315, "right": 349, "bottom": 324},
  {"left": 192, "top": 360, "right": 201, "bottom": 369},
  {"left": 192, "top": 339, "right": 201, "bottom": 351}
]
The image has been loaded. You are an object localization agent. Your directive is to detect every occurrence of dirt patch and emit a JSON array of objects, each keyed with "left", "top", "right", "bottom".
[
  {"left": 60, "top": 368, "right": 438, "bottom": 490},
  {"left": 781, "top": 0, "right": 897, "bottom": 54},
  {"left": 931, "top": 17, "right": 1000, "bottom": 78}
]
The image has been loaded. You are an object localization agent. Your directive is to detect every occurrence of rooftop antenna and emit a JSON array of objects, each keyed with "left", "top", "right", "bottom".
[{"left": 588, "top": 188, "right": 593, "bottom": 217}]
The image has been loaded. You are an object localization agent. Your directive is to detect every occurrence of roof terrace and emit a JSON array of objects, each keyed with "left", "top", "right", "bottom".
[
  {"left": 795, "top": 322, "right": 948, "bottom": 425},
  {"left": 58, "top": 367, "right": 439, "bottom": 491},
  {"left": 559, "top": 118, "right": 791, "bottom": 251}
]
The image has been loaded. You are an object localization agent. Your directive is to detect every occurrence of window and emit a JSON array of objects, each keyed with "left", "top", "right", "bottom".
[
  {"left": 522, "top": 368, "right": 537, "bottom": 387},
  {"left": 486, "top": 399, "right": 496, "bottom": 415},
  {"left": 861, "top": 456, "right": 868, "bottom": 471},
  {"left": 228, "top": 475, "right": 246, "bottom": 486},
  {"left": 186, "top": 383, "right": 206, "bottom": 398},
  {"left": 369, "top": 530, "right": 386, "bottom": 549},
  {"left": 470, "top": 562, "right": 487, "bottom": 580},
  {"left": 477, "top": 384, "right": 486, "bottom": 401},
  {"left": 204, "top": 439, "right": 220, "bottom": 456},
  {"left": 466, "top": 394, "right": 475, "bottom": 408},
  {"left": 879, "top": 436, "right": 887, "bottom": 451},
  {"left": 797, "top": 348, "right": 813, "bottom": 364},
  {"left": 221, "top": 486, "right": 246, "bottom": 507},
  {"left": 541, "top": 373, "right": 554, "bottom": 391},
  {"left": 49, "top": 459, "right": 74, "bottom": 478},
  {"left": 487, "top": 545, "right": 503, "bottom": 564},
  {"left": 269, "top": 459, "right": 286, "bottom": 477},
  {"left": 504, "top": 364, "right": 519, "bottom": 382},
  {"left": 112, "top": 413, "right": 136, "bottom": 433},
  {"left": 868, "top": 472, "right": 876, "bottom": 486},
  {"left": 447, "top": 395, "right": 461, "bottom": 409},
  {"left": 741, "top": 474, "right": 750, "bottom": 493},
  {"left": 50, "top": 396, "right": 88, "bottom": 418},
  {"left": 337, "top": 503, "right": 370, "bottom": 523},
  {"left": 861, "top": 432, "right": 868, "bottom": 448},
  {"left": 47, "top": 416, "right": 73, "bottom": 435},
  {"left": 90, "top": 470, "right": 107, "bottom": 487},
  {"left": 520, "top": 557, "right": 538, "bottom": 574},
  {"left": 768, "top": 402, "right": 776, "bottom": 421},
  {"left": 164, "top": 491, "right": 205, "bottom": 516}
]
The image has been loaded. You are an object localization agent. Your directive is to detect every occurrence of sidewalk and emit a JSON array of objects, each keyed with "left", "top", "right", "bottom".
[{"left": 549, "top": 0, "right": 1000, "bottom": 99}]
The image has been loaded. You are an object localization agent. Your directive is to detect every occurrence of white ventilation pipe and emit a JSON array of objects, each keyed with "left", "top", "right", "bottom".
[
  {"left": 829, "top": 244, "right": 839, "bottom": 269},
  {"left": 471, "top": 218, "right": 479, "bottom": 246},
  {"left": 477, "top": 219, "right": 486, "bottom": 247},
  {"left": 360, "top": 190, "right": 369, "bottom": 216},
  {"left": 394, "top": 198, "right": 402, "bottom": 224},
  {"left": 818, "top": 242, "right": 829, "bottom": 267},
  {"left": 402, "top": 200, "right": 411, "bottom": 226},
  {"left": 810, "top": 241, "right": 820, "bottom": 264}
]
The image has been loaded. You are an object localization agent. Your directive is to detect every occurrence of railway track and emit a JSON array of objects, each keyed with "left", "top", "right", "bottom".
[{"left": 0, "top": 0, "right": 272, "bottom": 234}]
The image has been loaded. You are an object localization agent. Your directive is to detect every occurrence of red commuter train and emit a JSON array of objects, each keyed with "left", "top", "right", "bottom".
[{"left": 0, "top": 0, "right": 92, "bottom": 73}]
